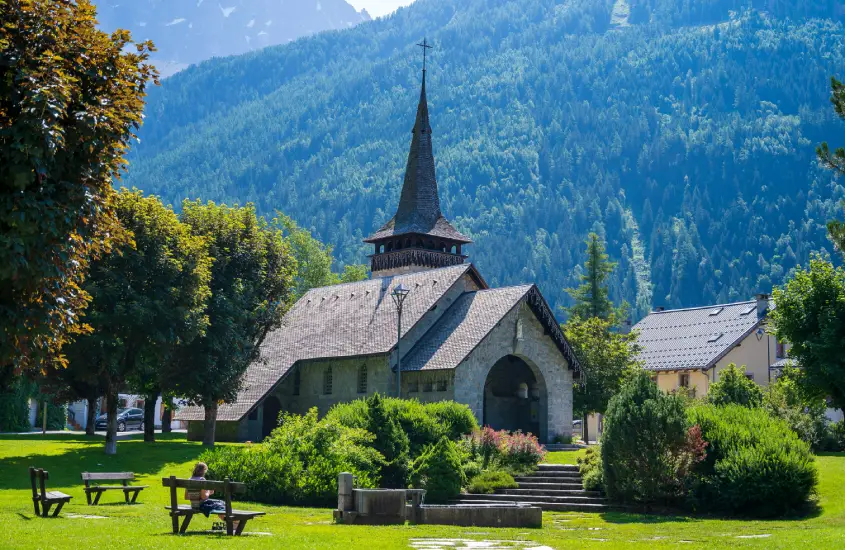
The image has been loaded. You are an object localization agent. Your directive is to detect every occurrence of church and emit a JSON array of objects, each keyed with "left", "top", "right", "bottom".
[{"left": 177, "top": 65, "right": 579, "bottom": 444}]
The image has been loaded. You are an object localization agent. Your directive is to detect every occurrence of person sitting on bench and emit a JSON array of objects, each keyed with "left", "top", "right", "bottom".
[{"left": 185, "top": 462, "right": 238, "bottom": 530}]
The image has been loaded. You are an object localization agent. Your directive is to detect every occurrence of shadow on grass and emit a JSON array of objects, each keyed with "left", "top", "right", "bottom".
[
  {"left": 0, "top": 434, "right": 207, "bottom": 491},
  {"left": 600, "top": 500, "right": 822, "bottom": 524}
]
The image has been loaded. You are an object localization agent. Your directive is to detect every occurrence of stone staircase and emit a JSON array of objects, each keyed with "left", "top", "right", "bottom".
[{"left": 453, "top": 464, "right": 609, "bottom": 512}]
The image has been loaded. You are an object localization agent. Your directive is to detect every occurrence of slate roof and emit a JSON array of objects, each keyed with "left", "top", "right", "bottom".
[
  {"left": 175, "top": 264, "right": 483, "bottom": 422},
  {"left": 365, "top": 73, "right": 471, "bottom": 244},
  {"left": 402, "top": 285, "right": 534, "bottom": 371},
  {"left": 633, "top": 301, "right": 765, "bottom": 371}
]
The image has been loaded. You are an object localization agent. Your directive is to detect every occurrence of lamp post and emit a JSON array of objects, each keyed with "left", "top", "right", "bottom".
[{"left": 391, "top": 283, "right": 411, "bottom": 398}]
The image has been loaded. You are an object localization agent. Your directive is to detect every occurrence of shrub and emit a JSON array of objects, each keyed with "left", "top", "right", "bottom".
[
  {"left": 499, "top": 430, "right": 546, "bottom": 472},
  {"left": 830, "top": 421, "right": 845, "bottom": 452},
  {"left": 708, "top": 364, "right": 763, "bottom": 408},
  {"left": 467, "top": 470, "right": 518, "bottom": 494},
  {"left": 577, "top": 446, "right": 604, "bottom": 493},
  {"left": 0, "top": 378, "right": 34, "bottom": 432},
  {"left": 688, "top": 404, "right": 818, "bottom": 517},
  {"left": 326, "top": 397, "right": 477, "bottom": 457},
  {"left": 410, "top": 437, "right": 466, "bottom": 503},
  {"left": 601, "top": 371, "right": 690, "bottom": 505},
  {"left": 201, "top": 408, "right": 383, "bottom": 506},
  {"left": 469, "top": 426, "right": 503, "bottom": 467}
]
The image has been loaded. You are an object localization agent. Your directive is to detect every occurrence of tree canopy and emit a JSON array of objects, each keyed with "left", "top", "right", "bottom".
[
  {"left": 64, "top": 188, "right": 211, "bottom": 453},
  {"left": 707, "top": 363, "right": 764, "bottom": 408},
  {"left": 0, "top": 0, "right": 157, "bottom": 383},
  {"left": 771, "top": 257, "right": 845, "bottom": 413},
  {"left": 169, "top": 201, "right": 296, "bottom": 446}
]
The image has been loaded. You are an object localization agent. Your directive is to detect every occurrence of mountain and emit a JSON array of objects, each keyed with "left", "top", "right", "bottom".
[
  {"left": 92, "top": 0, "right": 370, "bottom": 76},
  {"left": 124, "top": 0, "right": 845, "bottom": 319}
]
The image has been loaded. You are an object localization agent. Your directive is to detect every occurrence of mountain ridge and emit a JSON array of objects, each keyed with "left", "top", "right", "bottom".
[{"left": 125, "top": 0, "right": 845, "bottom": 319}]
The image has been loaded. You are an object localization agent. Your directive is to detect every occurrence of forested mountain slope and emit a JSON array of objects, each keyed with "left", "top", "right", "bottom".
[
  {"left": 125, "top": 0, "right": 845, "bottom": 319},
  {"left": 92, "top": 0, "right": 370, "bottom": 76}
]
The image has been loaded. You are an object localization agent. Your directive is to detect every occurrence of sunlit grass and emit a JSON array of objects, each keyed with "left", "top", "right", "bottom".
[{"left": 1, "top": 435, "right": 843, "bottom": 549}]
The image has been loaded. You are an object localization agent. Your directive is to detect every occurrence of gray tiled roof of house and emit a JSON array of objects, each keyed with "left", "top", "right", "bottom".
[
  {"left": 633, "top": 300, "right": 764, "bottom": 371},
  {"left": 175, "top": 264, "right": 480, "bottom": 422},
  {"left": 402, "top": 285, "right": 534, "bottom": 371}
]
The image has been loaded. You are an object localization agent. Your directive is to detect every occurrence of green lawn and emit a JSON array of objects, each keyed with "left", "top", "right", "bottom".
[{"left": 2, "top": 434, "right": 844, "bottom": 549}]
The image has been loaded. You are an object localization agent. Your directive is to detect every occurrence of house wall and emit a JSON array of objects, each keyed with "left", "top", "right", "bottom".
[
  {"left": 453, "top": 302, "right": 574, "bottom": 443},
  {"left": 712, "top": 328, "right": 779, "bottom": 386},
  {"left": 652, "top": 370, "right": 710, "bottom": 397}
]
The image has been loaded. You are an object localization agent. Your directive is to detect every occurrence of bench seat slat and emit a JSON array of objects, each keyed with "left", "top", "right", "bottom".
[
  {"left": 82, "top": 472, "right": 135, "bottom": 481},
  {"left": 43, "top": 491, "right": 71, "bottom": 500},
  {"left": 85, "top": 485, "right": 149, "bottom": 491},
  {"left": 165, "top": 505, "right": 265, "bottom": 517},
  {"left": 161, "top": 477, "right": 246, "bottom": 492}
]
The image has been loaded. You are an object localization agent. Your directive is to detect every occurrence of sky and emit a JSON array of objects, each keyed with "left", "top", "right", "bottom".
[{"left": 348, "top": 0, "right": 417, "bottom": 18}]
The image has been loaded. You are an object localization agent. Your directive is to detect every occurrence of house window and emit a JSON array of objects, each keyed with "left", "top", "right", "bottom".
[
  {"left": 745, "top": 373, "right": 755, "bottom": 381},
  {"left": 293, "top": 368, "right": 301, "bottom": 396},
  {"left": 776, "top": 341, "right": 786, "bottom": 359},
  {"left": 679, "top": 373, "right": 690, "bottom": 389},
  {"left": 357, "top": 365, "right": 368, "bottom": 394},
  {"left": 436, "top": 379, "right": 448, "bottom": 392},
  {"left": 323, "top": 366, "right": 333, "bottom": 395}
]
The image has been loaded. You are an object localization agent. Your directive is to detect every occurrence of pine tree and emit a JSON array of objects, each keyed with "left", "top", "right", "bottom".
[
  {"left": 818, "top": 77, "right": 845, "bottom": 255},
  {"left": 566, "top": 233, "right": 621, "bottom": 322},
  {"left": 365, "top": 393, "right": 410, "bottom": 488}
]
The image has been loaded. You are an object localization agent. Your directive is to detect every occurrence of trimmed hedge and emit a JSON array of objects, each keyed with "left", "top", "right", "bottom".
[
  {"left": 410, "top": 437, "right": 466, "bottom": 503},
  {"left": 688, "top": 404, "right": 817, "bottom": 517},
  {"left": 467, "top": 470, "right": 518, "bottom": 494}
]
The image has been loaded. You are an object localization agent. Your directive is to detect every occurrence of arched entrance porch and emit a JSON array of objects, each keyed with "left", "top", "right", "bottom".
[{"left": 482, "top": 355, "right": 548, "bottom": 441}]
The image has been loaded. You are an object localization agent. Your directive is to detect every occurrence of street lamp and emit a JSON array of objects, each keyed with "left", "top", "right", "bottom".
[{"left": 391, "top": 283, "right": 411, "bottom": 398}]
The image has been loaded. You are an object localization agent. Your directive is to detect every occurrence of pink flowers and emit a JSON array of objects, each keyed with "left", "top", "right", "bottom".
[{"left": 468, "top": 426, "right": 546, "bottom": 469}]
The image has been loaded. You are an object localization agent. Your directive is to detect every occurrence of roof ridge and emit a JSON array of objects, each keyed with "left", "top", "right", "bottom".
[{"left": 646, "top": 300, "right": 756, "bottom": 315}]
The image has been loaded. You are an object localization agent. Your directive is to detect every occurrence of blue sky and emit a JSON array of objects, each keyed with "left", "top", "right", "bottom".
[{"left": 349, "top": 0, "right": 416, "bottom": 18}]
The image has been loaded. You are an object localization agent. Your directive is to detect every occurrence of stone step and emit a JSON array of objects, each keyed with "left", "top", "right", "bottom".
[
  {"left": 458, "top": 493, "right": 607, "bottom": 505},
  {"left": 537, "top": 464, "right": 579, "bottom": 471},
  {"left": 515, "top": 482, "right": 585, "bottom": 491},
  {"left": 500, "top": 488, "right": 601, "bottom": 498},
  {"left": 543, "top": 444, "right": 586, "bottom": 452},
  {"left": 514, "top": 475, "right": 581, "bottom": 483},
  {"left": 523, "top": 470, "right": 580, "bottom": 477},
  {"left": 453, "top": 499, "right": 609, "bottom": 513}
]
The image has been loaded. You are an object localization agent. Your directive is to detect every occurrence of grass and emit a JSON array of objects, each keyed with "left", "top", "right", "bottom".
[{"left": 1, "top": 434, "right": 844, "bottom": 549}]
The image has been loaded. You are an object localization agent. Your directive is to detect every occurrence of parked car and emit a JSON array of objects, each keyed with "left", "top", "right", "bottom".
[{"left": 94, "top": 408, "right": 144, "bottom": 432}]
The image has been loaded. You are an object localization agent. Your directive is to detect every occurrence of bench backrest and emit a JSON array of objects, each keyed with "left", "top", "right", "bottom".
[
  {"left": 29, "top": 467, "right": 49, "bottom": 500},
  {"left": 161, "top": 476, "right": 245, "bottom": 518}
]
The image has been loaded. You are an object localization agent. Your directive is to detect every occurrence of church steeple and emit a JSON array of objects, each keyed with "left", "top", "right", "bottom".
[{"left": 365, "top": 41, "right": 471, "bottom": 278}]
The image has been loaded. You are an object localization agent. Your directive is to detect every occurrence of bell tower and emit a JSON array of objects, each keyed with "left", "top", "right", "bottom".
[{"left": 364, "top": 40, "right": 471, "bottom": 278}]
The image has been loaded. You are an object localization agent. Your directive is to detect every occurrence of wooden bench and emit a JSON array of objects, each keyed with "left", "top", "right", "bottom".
[
  {"left": 29, "top": 467, "right": 72, "bottom": 518},
  {"left": 162, "top": 476, "right": 265, "bottom": 536},
  {"left": 81, "top": 472, "right": 148, "bottom": 505}
]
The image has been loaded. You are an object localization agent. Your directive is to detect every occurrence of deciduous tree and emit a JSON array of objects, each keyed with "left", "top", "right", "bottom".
[
  {"left": 171, "top": 202, "right": 295, "bottom": 447},
  {"left": 771, "top": 257, "right": 845, "bottom": 415},
  {"left": 65, "top": 189, "right": 211, "bottom": 454},
  {"left": 0, "top": 0, "right": 157, "bottom": 383}
]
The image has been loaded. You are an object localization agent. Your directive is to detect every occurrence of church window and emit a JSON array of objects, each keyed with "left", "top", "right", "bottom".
[
  {"left": 408, "top": 380, "right": 419, "bottom": 393},
  {"left": 323, "top": 366, "right": 333, "bottom": 395},
  {"left": 248, "top": 409, "right": 258, "bottom": 421},
  {"left": 357, "top": 365, "right": 368, "bottom": 394},
  {"left": 293, "top": 368, "right": 301, "bottom": 396},
  {"left": 423, "top": 380, "right": 433, "bottom": 392},
  {"left": 436, "top": 379, "right": 447, "bottom": 392}
]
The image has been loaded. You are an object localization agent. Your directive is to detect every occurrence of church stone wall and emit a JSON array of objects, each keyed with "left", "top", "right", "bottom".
[
  {"left": 453, "top": 301, "right": 574, "bottom": 443},
  {"left": 272, "top": 355, "right": 393, "bottom": 417}
]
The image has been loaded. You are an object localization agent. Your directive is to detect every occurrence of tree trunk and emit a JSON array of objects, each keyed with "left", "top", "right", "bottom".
[
  {"left": 105, "top": 390, "right": 118, "bottom": 455},
  {"left": 202, "top": 402, "right": 217, "bottom": 448},
  {"left": 161, "top": 396, "right": 172, "bottom": 433},
  {"left": 143, "top": 391, "right": 157, "bottom": 442},
  {"left": 85, "top": 397, "right": 97, "bottom": 436},
  {"left": 583, "top": 414, "right": 589, "bottom": 445}
]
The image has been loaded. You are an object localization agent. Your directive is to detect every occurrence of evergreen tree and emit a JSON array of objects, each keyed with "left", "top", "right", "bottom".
[
  {"left": 566, "top": 233, "right": 622, "bottom": 322},
  {"left": 817, "top": 77, "right": 845, "bottom": 255},
  {"left": 365, "top": 393, "right": 410, "bottom": 488},
  {"left": 707, "top": 364, "right": 764, "bottom": 408}
]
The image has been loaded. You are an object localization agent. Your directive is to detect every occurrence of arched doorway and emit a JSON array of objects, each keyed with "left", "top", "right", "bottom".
[
  {"left": 262, "top": 396, "right": 282, "bottom": 439},
  {"left": 482, "top": 355, "right": 546, "bottom": 440}
]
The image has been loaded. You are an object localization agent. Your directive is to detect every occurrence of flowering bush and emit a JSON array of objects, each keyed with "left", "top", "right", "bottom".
[
  {"left": 471, "top": 426, "right": 503, "bottom": 467},
  {"left": 500, "top": 430, "right": 546, "bottom": 471}
]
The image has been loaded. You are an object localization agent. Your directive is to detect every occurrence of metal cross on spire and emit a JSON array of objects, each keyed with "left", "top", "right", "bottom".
[{"left": 417, "top": 38, "right": 433, "bottom": 74}]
